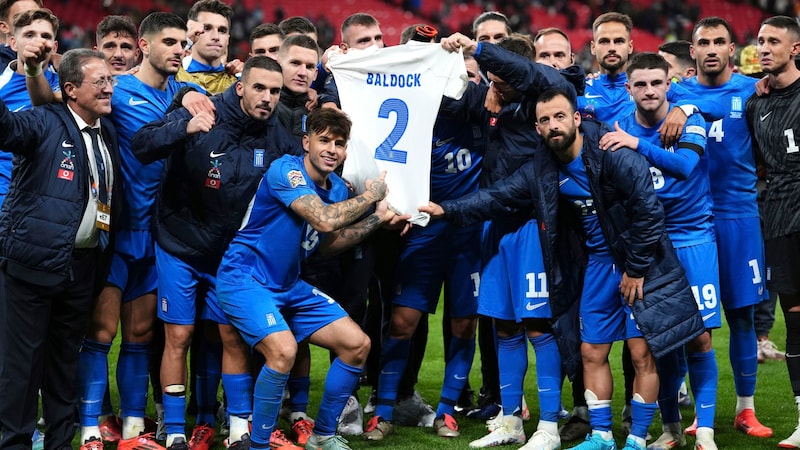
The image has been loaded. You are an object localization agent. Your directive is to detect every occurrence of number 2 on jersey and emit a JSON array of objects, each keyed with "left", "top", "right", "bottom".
[{"left": 375, "top": 98, "right": 409, "bottom": 164}]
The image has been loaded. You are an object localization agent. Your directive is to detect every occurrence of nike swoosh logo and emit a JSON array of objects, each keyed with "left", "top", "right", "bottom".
[
  {"left": 699, "top": 403, "right": 714, "bottom": 409},
  {"left": 128, "top": 97, "right": 148, "bottom": 106},
  {"left": 500, "top": 384, "right": 511, "bottom": 390},
  {"left": 740, "top": 371, "right": 757, "bottom": 377},
  {"left": 702, "top": 312, "right": 717, "bottom": 322},
  {"left": 380, "top": 370, "right": 397, "bottom": 375},
  {"left": 454, "top": 375, "right": 467, "bottom": 380},
  {"left": 526, "top": 301, "right": 547, "bottom": 311},
  {"left": 760, "top": 111, "right": 772, "bottom": 121},
  {"left": 210, "top": 151, "right": 226, "bottom": 158},
  {"left": 559, "top": 177, "right": 570, "bottom": 187},
  {"left": 758, "top": 287, "right": 764, "bottom": 296},
  {"left": 435, "top": 137, "right": 455, "bottom": 147},
  {"left": 261, "top": 424, "right": 269, "bottom": 430},
  {"left": 61, "top": 140, "right": 74, "bottom": 148},
  {"left": 538, "top": 388, "right": 551, "bottom": 392},
  {"left": 585, "top": 93, "right": 603, "bottom": 99},
  {"left": 12, "top": 105, "right": 25, "bottom": 112}
]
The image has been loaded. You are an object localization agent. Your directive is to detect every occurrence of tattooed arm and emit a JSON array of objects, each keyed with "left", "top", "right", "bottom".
[
  {"left": 288, "top": 171, "right": 389, "bottom": 233},
  {"left": 319, "top": 197, "right": 404, "bottom": 255}
]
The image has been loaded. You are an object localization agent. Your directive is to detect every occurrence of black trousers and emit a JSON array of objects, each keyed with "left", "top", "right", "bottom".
[{"left": 0, "top": 250, "right": 98, "bottom": 450}]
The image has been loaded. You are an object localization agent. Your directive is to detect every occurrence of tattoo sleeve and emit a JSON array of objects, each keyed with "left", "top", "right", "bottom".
[
  {"left": 320, "top": 213, "right": 382, "bottom": 255},
  {"left": 291, "top": 192, "right": 375, "bottom": 233}
]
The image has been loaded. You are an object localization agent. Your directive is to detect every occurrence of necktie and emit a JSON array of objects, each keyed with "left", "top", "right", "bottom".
[{"left": 85, "top": 126, "right": 108, "bottom": 250}]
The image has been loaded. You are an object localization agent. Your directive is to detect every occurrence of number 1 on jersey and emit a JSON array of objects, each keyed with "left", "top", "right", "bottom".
[{"left": 375, "top": 98, "right": 409, "bottom": 164}]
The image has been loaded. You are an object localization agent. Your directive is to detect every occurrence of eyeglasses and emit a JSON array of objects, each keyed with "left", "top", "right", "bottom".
[{"left": 85, "top": 76, "right": 118, "bottom": 90}]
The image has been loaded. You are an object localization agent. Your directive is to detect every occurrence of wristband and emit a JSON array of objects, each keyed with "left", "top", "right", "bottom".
[{"left": 23, "top": 62, "right": 43, "bottom": 78}]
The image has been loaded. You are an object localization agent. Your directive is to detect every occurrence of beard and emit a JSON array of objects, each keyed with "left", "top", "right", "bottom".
[
  {"left": 545, "top": 126, "right": 578, "bottom": 153},
  {"left": 600, "top": 54, "right": 626, "bottom": 73}
]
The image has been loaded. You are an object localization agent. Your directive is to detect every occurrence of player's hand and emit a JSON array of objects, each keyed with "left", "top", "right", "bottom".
[
  {"left": 321, "top": 44, "right": 341, "bottom": 72},
  {"left": 418, "top": 201, "right": 445, "bottom": 219},
  {"left": 620, "top": 273, "right": 644, "bottom": 306},
  {"left": 586, "top": 71, "right": 600, "bottom": 80},
  {"left": 755, "top": 75, "right": 770, "bottom": 96},
  {"left": 306, "top": 88, "right": 319, "bottom": 110},
  {"left": 182, "top": 91, "right": 216, "bottom": 117},
  {"left": 225, "top": 58, "right": 244, "bottom": 75},
  {"left": 599, "top": 122, "right": 638, "bottom": 151},
  {"left": 441, "top": 33, "right": 477, "bottom": 55},
  {"left": 484, "top": 84, "right": 503, "bottom": 113},
  {"left": 658, "top": 107, "right": 686, "bottom": 147},
  {"left": 21, "top": 38, "right": 52, "bottom": 69},
  {"left": 186, "top": 111, "right": 215, "bottom": 134},
  {"left": 364, "top": 170, "right": 388, "bottom": 202}
]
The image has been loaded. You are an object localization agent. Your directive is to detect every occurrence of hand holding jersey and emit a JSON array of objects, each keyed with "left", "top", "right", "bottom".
[{"left": 328, "top": 42, "right": 468, "bottom": 226}]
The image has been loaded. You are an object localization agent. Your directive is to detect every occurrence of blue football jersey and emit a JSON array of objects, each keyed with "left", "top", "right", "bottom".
[
  {"left": 559, "top": 153, "right": 612, "bottom": 258},
  {"left": 617, "top": 105, "right": 714, "bottom": 246},
  {"left": 429, "top": 116, "right": 484, "bottom": 203},
  {"left": 0, "top": 63, "right": 59, "bottom": 202},
  {"left": 218, "top": 154, "right": 349, "bottom": 290},
  {"left": 680, "top": 74, "right": 759, "bottom": 218},
  {"left": 110, "top": 74, "right": 193, "bottom": 230}
]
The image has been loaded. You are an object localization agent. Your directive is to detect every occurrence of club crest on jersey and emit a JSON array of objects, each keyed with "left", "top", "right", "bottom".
[
  {"left": 730, "top": 96, "right": 743, "bottom": 119},
  {"left": 205, "top": 159, "right": 222, "bottom": 189},
  {"left": 288, "top": 170, "right": 306, "bottom": 188},
  {"left": 57, "top": 150, "right": 75, "bottom": 181}
]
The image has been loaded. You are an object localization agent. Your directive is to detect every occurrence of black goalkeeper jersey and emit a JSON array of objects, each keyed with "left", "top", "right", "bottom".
[{"left": 746, "top": 76, "right": 800, "bottom": 240}]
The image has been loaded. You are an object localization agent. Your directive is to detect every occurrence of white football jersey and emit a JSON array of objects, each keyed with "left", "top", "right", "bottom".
[{"left": 329, "top": 42, "right": 467, "bottom": 225}]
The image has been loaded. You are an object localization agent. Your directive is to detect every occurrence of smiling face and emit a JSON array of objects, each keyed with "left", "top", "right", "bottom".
[
  {"left": 591, "top": 21, "right": 632, "bottom": 75},
  {"left": 303, "top": 127, "right": 347, "bottom": 181},
  {"left": 64, "top": 57, "right": 114, "bottom": 123},
  {"left": 96, "top": 31, "right": 139, "bottom": 74},
  {"left": 10, "top": 17, "right": 57, "bottom": 66}
]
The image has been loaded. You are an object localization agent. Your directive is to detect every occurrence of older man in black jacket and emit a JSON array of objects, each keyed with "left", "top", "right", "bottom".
[{"left": 0, "top": 48, "right": 122, "bottom": 450}]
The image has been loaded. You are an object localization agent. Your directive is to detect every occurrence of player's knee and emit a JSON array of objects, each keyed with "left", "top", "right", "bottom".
[
  {"left": 258, "top": 333, "right": 297, "bottom": 372},
  {"left": 687, "top": 330, "right": 712, "bottom": 353},
  {"left": 628, "top": 341, "right": 656, "bottom": 373},
  {"left": 164, "top": 324, "right": 194, "bottom": 352},
  {"left": 581, "top": 342, "right": 609, "bottom": 366}
]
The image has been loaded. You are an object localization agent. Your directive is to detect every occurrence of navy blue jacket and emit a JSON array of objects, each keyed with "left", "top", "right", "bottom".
[
  {"left": 132, "top": 83, "right": 302, "bottom": 264},
  {"left": 0, "top": 99, "right": 122, "bottom": 294},
  {"left": 444, "top": 120, "right": 705, "bottom": 359}
]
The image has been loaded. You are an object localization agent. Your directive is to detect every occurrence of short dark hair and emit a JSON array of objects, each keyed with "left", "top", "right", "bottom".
[
  {"left": 692, "top": 16, "right": 734, "bottom": 42},
  {"left": 139, "top": 12, "right": 186, "bottom": 39},
  {"left": 96, "top": 15, "right": 137, "bottom": 44},
  {"left": 0, "top": 0, "right": 41, "bottom": 22},
  {"left": 658, "top": 40, "right": 694, "bottom": 68},
  {"left": 279, "top": 34, "right": 319, "bottom": 58},
  {"left": 472, "top": 11, "right": 510, "bottom": 36},
  {"left": 306, "top": 107, "right": 352, "bottom": 142},
  {"left": 626, "top": 51, "right": 670, "bottom": 78},
  {"left": 13, "top": 8, "right": 57, "bottom": 35},
  {"left": 593, "top": 12, "right": 632, "bottom": 35},
  {"left": 761, "top": 15, "right": 800, "bottom": 41},
  {"left": 535, "top": 88, "right": 575, "bottom": 115},
  {"left": 58, "top": 48, "right": 106, "bottom": 101},
  {"left": 340, "top": 13, "right": 379, "bottom": 36},
  {"left": 187, "top": 0, "right": 232, "bottom": 22},
  {"left": 279, "top": 16, "right": 316, "bottom": 36},
  {"left": 498, "top": 34, "right": 535, "bottom": 61},
  {"left": 241, "top": 54, "right": 281, "bottom": 80},
  {"left": 249, "top": 22, "right": 281, "bottom": 47}
]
